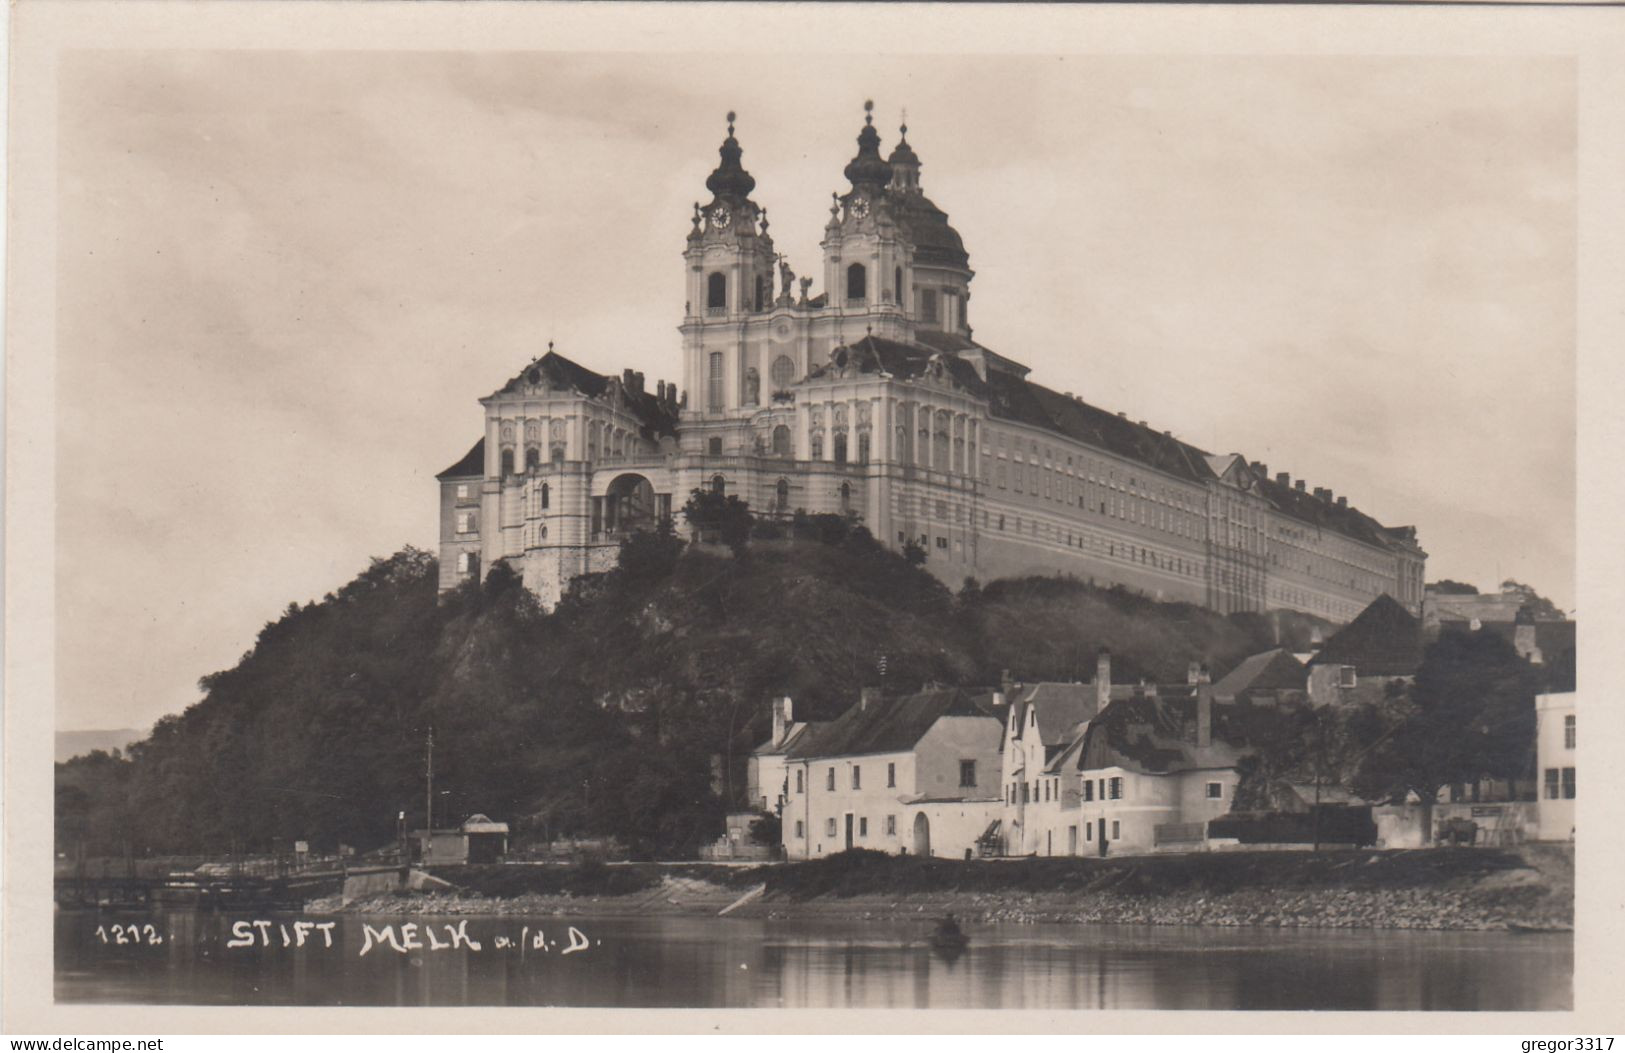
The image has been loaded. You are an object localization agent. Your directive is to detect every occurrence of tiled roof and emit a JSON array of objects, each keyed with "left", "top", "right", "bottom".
[
  {"left": 490, "top": 350, "right": 680, "bottom": 439},
  {"left": 1307, "top": 594, "right": 1423, "bottom": 676},
  {"left": 436, "top": 439, "right": 485, "bottom": 479},
  {"left": 751, "top": 721, "right": 827, "bottom": 758},
  {"left": 785, "top": 687, "right": 999, "bottom": 760},
  {"left": 810, "top": 330, "right": 1416, "bottom": 554},
  {"left": 1011, "top": 682, "right": 1096, "bottom": 750},
  {"left": 1051, "top": 691, "right": 1242, "bottom": 777},
  {"left": 1212, "top": 648, "right": 1308, "bottom": 699}
]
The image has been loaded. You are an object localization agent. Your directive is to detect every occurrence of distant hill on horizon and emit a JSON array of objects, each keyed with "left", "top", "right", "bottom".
[{"left": 55, "top": 728, "right": 144, "bottom": 764}]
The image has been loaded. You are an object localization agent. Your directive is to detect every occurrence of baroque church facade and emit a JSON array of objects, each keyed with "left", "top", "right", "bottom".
[{"left": 435, "top": 105, "right": 1427, "bottom": 621}]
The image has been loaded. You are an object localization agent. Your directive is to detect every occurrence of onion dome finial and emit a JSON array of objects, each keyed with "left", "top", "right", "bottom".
[
  {"left": 705, "top": 110, "right": 756, "bottom": 200},
  {"left": 844, "top": 100, "right": 891, "bottom": 190}
]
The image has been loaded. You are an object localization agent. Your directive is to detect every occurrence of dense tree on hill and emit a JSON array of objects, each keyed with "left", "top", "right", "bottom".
[
  {"left": 1499, "top": 579, "right": 1566, "bottom": 621},
  {"left": 55, "top": 533, "right": 1378, "bottom": 861},
  {"left": 681, "top": 488, "right": 753, "bottom": 555},
  {"left": 1428, "top": 580, "right": 1480, "bottom": 595}
]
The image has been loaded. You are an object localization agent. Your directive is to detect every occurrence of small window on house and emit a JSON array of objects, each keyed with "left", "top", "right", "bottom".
[
  {"left": 775, "top": 478, "right": 790, "bottom": 511},
  {"left": 894, "top": 266, "right": 903, "bottom": 306},
  {"left": 500, "top": 448, "right": 515, "bottom": 477},
  {"left": 936, "top": 536, "right": 948, "bottom": 550},
  {"left": 707, "top": 271, "right": 727, "bottom": 311},
  {"left": 1544, "top": 768, "right": 1560, "bottom": 800},
  {"left": 826, "top": 818, "right": 837, "bottom": 837},
  {"left": 887, "top": 763, "right": 896, "bottom": 788},
  {"left": 960, "top": 760, "right": 976, "bottom": 788},
  {"left": 1206, "top": 782, "right": 1223, "bottom": 800},
  {"left": 834, "top": 433, "right": 848, "bottom": 464},
  {"left": 540, "top": 483, "right": 550, "bottom": 510},
  {"left": 795, "top": 820, "right": 805, "bottom": 838},
  {"left": 840, "top": 482, "right": 852, "bottom": 512},
  {"left": 852, "top": 766, "right": 861, "bottom": 790},
  {"left": 1085, "top": 821, "right": 1094, "bottom": 842},
  {"left": 859, "top": 817, "right": 868, "bottom": 837},
  {"left": 456, "top": 484, "right": 470, "bottom": 500},
  {"left": 1339, "top": 666, "right": 1357, "bottom": 689},
  {"left": 1564, "top": 714, "right": 1575, "bottom": 749},
  {"left": 711, "top": 475, "right": 726, "bottom": 496},
  {"left": 796, "top": 769, "right": 804, "bottom": 794},
  {"left": 1562, "top": 767, "right": 1576, "bottom": 800},
  {"left": 455, "top": 511, "right": 475, "bottom": 534},
  {"left": 708, "top": 437, "right": 723, "bottom": 456},
  {"left": 1111, "top": 820, "right": 1121, "bottom": 840},
  {"left": 772, "top": 426, "right": 792, "bottom": 458},
  {"left": 826, "top": 768, "right": 835, "bottom": 791},
  {"left": 526, "top": 447, "right": 541, "bottom": 472},
  {"left": 1083, "top": 780, "right": 1094, "bottom": 802},
  {"left": 1021, "top": 783, "right": 1029, "bottom": 804},
  {"left": 1109, "top": 777, "right": 1124, "bottom": 800},
  {"left": 846, "top": 263, "right": 867, "bottom": 302},
  {"left": 886, "top": 815, "right": 896, "bottom": 836}
]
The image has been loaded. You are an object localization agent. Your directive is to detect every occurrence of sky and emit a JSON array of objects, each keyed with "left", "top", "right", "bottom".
[{"left": 54, "top": 51, "right": 1576, "bottom": 733}]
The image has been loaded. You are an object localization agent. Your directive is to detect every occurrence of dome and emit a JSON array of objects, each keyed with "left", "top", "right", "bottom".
[
  {"left": 704, "top": 112, "right": 757, "bottom": 200},
  {"left": 893, "top": 193, "right": 968, "bottom": 269},
  {"left": 886, "top": 123, "right": 920, "bottom": 171}
]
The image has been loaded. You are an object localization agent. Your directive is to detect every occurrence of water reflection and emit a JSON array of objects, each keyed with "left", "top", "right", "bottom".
[{"left": 55, "top": 911, "right": 1572, "bottom": 1010}]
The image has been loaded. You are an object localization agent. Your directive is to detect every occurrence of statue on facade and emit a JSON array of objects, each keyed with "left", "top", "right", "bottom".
[
  {"left": 799, "top": 276, "right": 813, "bottom": 305},
  {"left": 778, "top": 258, "right": 796, "bottom": 303},
  {"left": 745, "top": 367, "right": 761, "bottom": 405}
]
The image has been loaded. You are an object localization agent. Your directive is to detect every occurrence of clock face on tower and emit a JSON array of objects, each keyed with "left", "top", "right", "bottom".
[
  {"left": 851, "top": 198, "right": 870, "bottom": 219},
  {"left": 710, "top": 206, "right": 731, "bottom": 229}
]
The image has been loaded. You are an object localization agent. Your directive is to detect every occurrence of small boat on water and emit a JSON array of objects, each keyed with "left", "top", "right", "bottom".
[
  {"left": 929, "top": 914, "right": 970, "bottom": 952},
  {"left": 1506, "top": 922, "right": 1573, "bottom": 935}
]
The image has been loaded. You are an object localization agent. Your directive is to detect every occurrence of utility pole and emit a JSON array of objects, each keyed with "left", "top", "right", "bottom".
[{"left": 424, "top": 726, "right": 435, "bottom": 865}]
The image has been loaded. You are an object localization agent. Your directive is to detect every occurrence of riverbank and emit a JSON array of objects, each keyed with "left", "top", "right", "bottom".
[{"left": 313, "top": 844, "right": 1573, "bottom": 931}]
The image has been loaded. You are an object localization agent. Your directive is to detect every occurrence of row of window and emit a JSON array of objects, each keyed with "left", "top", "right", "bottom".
[
  {"left": 793, "top": 814, "right": 900, "bottom": 840},
  {"left": 1008, "top": 776, "right": 1225, "bottom": 805},
  {"left": 793, "top": 760, "right": 976, "bottom": 793}
]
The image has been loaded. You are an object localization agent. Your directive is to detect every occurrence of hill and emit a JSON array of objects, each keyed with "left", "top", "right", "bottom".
[
  {"left": 55, "top": 522, "right": 1331, "bottom": 860},
  {"left": 55, "top": 728, "right": 145, "bottom": 764}
]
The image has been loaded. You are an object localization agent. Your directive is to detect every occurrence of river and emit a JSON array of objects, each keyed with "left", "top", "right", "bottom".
[{"left": 55, "top": 910, "right": 1571, "bottom": 1010}]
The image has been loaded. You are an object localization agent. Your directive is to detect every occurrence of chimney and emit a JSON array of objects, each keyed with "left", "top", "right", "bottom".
[
  {"left": 1197, "top": 684, "right": 1213, "bottom": 750},
  {"left": 1336, "top": 496, "right": 1347, "bottom": 509},
  {"left": 656, "top": 380, "right": 666, "bottom": 402},
  {"left": 1295, "top": 480, "right": 1307, "bottom": 492},
  {"left": 1198, "top": 663, "right": 1211, "bottom": 685},
  {"left": 1276, "top": 472, "right": 1290, "bottom": 487},
  {"left": 860, "top": 686, "right": 881, "bottom": 712},
  {"left": 680, "top": 389, "right": 688, "bottom": 408},
  {"left": 1186, "top": 661, "right": 1202, "bottom": 685},
  {"left": 1095, "top": 650, "right": 1112, "bottom": 710},
  {"left": 771, "top": 696, "right": 792, "bottom": 748}
]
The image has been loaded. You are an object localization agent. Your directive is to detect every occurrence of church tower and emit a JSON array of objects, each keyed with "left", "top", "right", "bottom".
[
  {"left": 820, "top": 103, "right": 974, "bottom": 348},
  {"left": 681, "top": 114, "right": 776, "bottom": 431}
]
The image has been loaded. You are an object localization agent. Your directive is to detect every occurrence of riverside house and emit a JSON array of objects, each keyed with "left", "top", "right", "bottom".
[
  {"left": 1030, "top": 684, "right": 1244, "bottom": 856},
  {"left": 777, "top": 686, "right": 1004, "bottom": 860}
]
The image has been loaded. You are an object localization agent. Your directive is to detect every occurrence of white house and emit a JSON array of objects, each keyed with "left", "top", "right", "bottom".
[
  {"left": 1035, "top": 685, "right": 1244, "bottom": 856},
  {"left": 1535, "top": 690, "right": 1576, "bottom": 841},
  {"left": 778, "top": 686, "right": 1004, "bottom": 859}
]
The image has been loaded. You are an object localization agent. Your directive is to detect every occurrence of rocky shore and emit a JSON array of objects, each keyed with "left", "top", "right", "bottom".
[{"left": 310, "top": 845, "right": 1573, "bottom": 933}]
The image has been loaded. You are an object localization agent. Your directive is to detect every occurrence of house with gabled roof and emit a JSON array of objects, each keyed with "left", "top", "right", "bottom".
[
  {"left": 1305, "top": 593, "right": 1424, "bottom": 705},
  {"left": 1212, "top": 647, "right": 1308, "bottom": 706},
  {"left": 777, "top": 684, "right": 1003, "bottom": 859},
  {"left": 1040, "top": 685, "right": 1247, "bottom": 856}
]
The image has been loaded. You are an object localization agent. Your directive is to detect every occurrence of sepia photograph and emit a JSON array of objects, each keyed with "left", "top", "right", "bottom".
[{"left": 6, "top": 0, "right": 1623, "bottom": 1035}]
